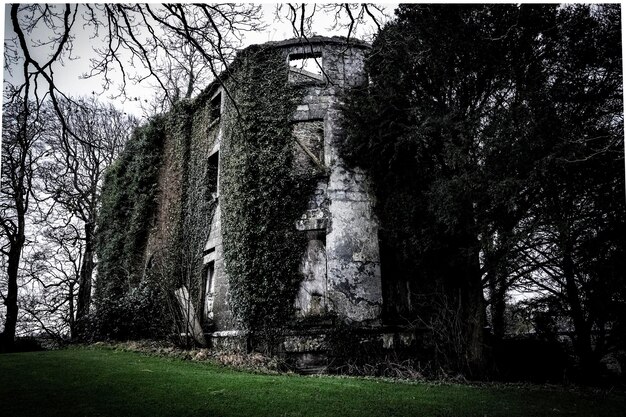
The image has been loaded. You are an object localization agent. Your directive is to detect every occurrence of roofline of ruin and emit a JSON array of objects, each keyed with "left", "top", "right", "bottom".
[
  {"left": 193, "top": 35, "right": 370, "bottom": 104},
  {"left": 265, "top": 35, "right": 371, "bottom": 50}
]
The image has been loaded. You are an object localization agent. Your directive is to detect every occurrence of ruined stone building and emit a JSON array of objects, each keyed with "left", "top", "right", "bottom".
[{"left": 138, "top": 37, "right": 415, "bottom": 367}]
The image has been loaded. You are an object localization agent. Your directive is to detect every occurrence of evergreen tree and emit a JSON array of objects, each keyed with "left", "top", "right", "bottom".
[{"left": 342, "top": 4, "right": 624, "bottom": 378}]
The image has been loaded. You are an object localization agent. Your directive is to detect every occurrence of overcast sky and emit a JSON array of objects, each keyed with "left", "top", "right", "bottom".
[{"left": 2, "top": 3, "right": 394, "bottom": 119}]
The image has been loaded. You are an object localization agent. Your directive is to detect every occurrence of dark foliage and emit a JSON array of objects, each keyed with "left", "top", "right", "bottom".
[
  {"left": 342, "top": 4, "right": 624, "bottom": 379},
  {"left": 93, "top": 118, "right": 169, "bottom": 339},
  {"left": 220, "top": 46, "right": 315, "bottom": 347}
]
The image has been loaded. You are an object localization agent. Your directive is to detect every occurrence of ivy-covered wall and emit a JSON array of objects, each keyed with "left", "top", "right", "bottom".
[
  {"left": 144, "top": 96, "right": 220, "bottom": 341},
  {"left": 220, "top": 46, "right": 314, "bottom": 340},
  {"left": 94, "top": 89, "right": 222, "bottom": 340},
  {"left": 94, "top": 37, "right": 380, "bottom": 349},
  {"left": 94, "top": 45, "right": 314, "bottom": 343},
  {"left": 94, "top": 118, "right": 170, "bottom": 339}
]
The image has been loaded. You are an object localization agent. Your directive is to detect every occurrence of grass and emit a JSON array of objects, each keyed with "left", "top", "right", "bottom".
[{"left": 0, "top": 348, "right": 624, "bottom": 417}]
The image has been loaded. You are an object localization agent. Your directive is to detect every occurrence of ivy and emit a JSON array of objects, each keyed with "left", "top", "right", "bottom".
[
  {"left": 95, "top": 46, "right": 314, "bottom": 344},
  {"left": 168, "top": 97, "right": 219, "bottom": 319},
  {"left": 94, "top": 117, "right": 168, "bottom": 339},
  {"left": 220, "top": 46, "right": 314, "bottom": 340}
]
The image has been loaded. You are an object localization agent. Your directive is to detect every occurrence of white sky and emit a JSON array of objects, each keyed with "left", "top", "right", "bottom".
[
  {"left": 2, "top": 3, "right": 395, "bottom": 119},
  {"left": 2, "top": 1, "right": 622, "bottom": 203},
  {"left": 4, "top": 1, "right": 622, "bottom": 119}
]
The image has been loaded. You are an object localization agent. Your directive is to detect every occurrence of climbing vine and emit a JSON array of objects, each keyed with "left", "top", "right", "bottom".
[
  {"left": 220, "top": 46, "right": 315, "bottom": 341},
  {"left": 164, "top": 96, "right": 219, "bottom": 341},
  {"left": 94, "top": 45, "right": 314, "bottom": 344},
  {"left": 94, "top": 117, "right": 168, "bottom": 339},
  {"left": 94, "top": 90, "right": 222, "bottom": 341}
]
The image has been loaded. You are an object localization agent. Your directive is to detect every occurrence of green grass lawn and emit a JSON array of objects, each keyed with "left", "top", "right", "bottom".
[{"left": 0, "top": 348, "right": 624, "bottom": 417}]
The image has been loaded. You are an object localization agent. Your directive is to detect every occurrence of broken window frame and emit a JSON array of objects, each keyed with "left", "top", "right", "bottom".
[
  {"left": 209, "top": 92, "right": 222, "bottom": 124},
  {"left": 202, "top": 260, "right": 216, "bottom": 321},
  {"left": 288, "top": 51, "right": 324, "bottom": 84},
  {"left": 207, "top": 151, "right": 219, "bottom": 202}
]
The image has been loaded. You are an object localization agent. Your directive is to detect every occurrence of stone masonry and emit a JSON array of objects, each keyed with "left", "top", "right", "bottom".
[
  {"left": 144, "top": 37, "right": 410, "bottom": 365},
  {"left": 201, "top": 37, "right": 382, "bottom": 337}
]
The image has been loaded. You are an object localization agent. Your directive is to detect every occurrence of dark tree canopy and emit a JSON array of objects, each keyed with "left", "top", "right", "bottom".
[{"left": 342, "top": 4, "right": 624, "bottom": 378}]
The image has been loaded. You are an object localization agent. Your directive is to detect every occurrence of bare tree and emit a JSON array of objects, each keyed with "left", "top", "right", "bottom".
[
  {"left": 20, "top": 220, "right": 84, "bottom": 339},
  {"left": 277, "top": 4, "right": 387, "bottom": 42},
  {"left": 2, "top": 3, "right": 390, "bottom": 342},
  {"left": 38, "top": 97, "right": 137, "bottom": 336},
  {"left": 4, "top": 4, "right": 264, "bottom": 123},
  {"left": 0, "top": 93, "right": 50, "bottom": 350}
]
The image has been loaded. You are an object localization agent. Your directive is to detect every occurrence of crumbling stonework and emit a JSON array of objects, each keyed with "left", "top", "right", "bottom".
[
  {"left": 143, "top": 37, "right": 396, "bottom": 367},
  {"left": 286, "top": 37, "right": 382, "bottom": 325},
  {"left": 197, "top": 37, "right": 383, "bottom": 332}
]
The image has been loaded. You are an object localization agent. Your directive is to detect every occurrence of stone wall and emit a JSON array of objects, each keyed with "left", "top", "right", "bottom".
[
  {"left": 288, "top": 38, "right": 382, "bottom": 325},
  {"left": 143, "top": 119, "right": 185, "bottom": 280},
  {"left": 144, "top": 37, "right": 384, "bottom": 349},
  {"left": 205, "top": 37, "right": 382, "bottom": 333}
]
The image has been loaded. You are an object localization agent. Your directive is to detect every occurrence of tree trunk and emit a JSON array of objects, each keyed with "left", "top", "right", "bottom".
[
  {"left": 562, "top": 238, "right": 596, "bottom": 379},
  {"left": 447, "top": 219, "right": 486, "bottom": 377},
  {"left": 75, "top": 221, "right": 94, "bottom": 337},
  {"left": 464, "top": 243, "right": 486, "bottom": 377},
  {"left": 488, "top": 268, "right": 507, "bottom": 341},
  {"left": 0, "top": 223, "right": 25, "bottom": 352},
  {"left": 68, "top": 280, "right": 76, "bottom": 339}
]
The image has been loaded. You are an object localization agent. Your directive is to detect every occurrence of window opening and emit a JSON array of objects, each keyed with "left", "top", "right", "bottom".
[
  {"left": 289, "top": 52, "right": 323, "bottom": 82},
  {"left": 207, "top": 151, "right": 219, "bottom": 200},
  {"left": 210, "top": 93, "right": 221, "bottom": 122},
  {"left": 203, "top": 261, "right": 216, "bottom": 320}
]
